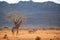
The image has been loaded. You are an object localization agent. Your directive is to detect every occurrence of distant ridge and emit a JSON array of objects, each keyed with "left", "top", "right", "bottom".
[{"left": 0, "top": 1, "right": 60, "bottom": 27}]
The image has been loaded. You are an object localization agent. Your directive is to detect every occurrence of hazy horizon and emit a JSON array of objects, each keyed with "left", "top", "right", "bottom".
[{"left": 0, "top": 0, "right": 60, "bottom": 4}]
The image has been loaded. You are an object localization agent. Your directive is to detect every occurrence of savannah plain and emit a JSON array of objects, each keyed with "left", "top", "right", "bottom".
[{"left": 0, "top": 27, "right": 60, "bottom": 40}]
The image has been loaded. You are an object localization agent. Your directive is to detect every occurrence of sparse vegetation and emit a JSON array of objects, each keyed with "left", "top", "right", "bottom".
[{"left": 0, "top": 29, "right": 60, "bottom": 40}]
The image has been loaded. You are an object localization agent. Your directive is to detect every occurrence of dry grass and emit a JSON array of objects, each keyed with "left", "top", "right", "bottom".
[{"left": 0, "top": 28, "right": 60, "bottom": 40}]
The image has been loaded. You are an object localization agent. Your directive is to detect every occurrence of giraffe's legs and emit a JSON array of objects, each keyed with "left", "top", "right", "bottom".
[
  {"left": 12, "top": 27, "right": 15, "bottom": 34},
  {"left": 16, "top": 28, "right": 19, "bottom": 35}
]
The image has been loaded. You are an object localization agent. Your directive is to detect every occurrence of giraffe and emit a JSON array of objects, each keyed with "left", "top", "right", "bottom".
[{"left": 12, "top": 16, "right": 23, "bottom": 35}]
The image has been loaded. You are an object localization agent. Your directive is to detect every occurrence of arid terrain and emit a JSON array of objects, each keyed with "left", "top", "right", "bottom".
[{"left": 0, "top": 28, "right": 60, "bottom": 40}]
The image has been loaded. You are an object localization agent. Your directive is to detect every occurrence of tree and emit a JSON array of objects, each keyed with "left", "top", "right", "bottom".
[{"left": 7, "top": 11, "right": 25, "bottom": 35}]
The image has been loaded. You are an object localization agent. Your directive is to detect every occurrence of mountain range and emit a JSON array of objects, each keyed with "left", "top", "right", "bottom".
[{"left": 0, "top": 1, "right": 60, "bottom": 27}]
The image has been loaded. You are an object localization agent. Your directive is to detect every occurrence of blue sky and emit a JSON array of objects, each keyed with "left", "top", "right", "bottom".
[{"left": 0, "top": 0, "right": 60, "bottom": 4}]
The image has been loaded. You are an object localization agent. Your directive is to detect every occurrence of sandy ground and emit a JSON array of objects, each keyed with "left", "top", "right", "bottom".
[{"left": 0, "top": 29, "right": 60, "bottom": 40}]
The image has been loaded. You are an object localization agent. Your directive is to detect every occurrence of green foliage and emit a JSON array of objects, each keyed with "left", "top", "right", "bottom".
[{"left": 3, "top": 26, "right": 9, "bottom": 29}]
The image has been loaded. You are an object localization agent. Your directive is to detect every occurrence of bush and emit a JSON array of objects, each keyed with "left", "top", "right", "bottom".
[
  {"left": 3, "top": 26, "right": 9, "bottom": 29},
  {"left": 35, "top": 36, "right": 41, "bottom": 40}
]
